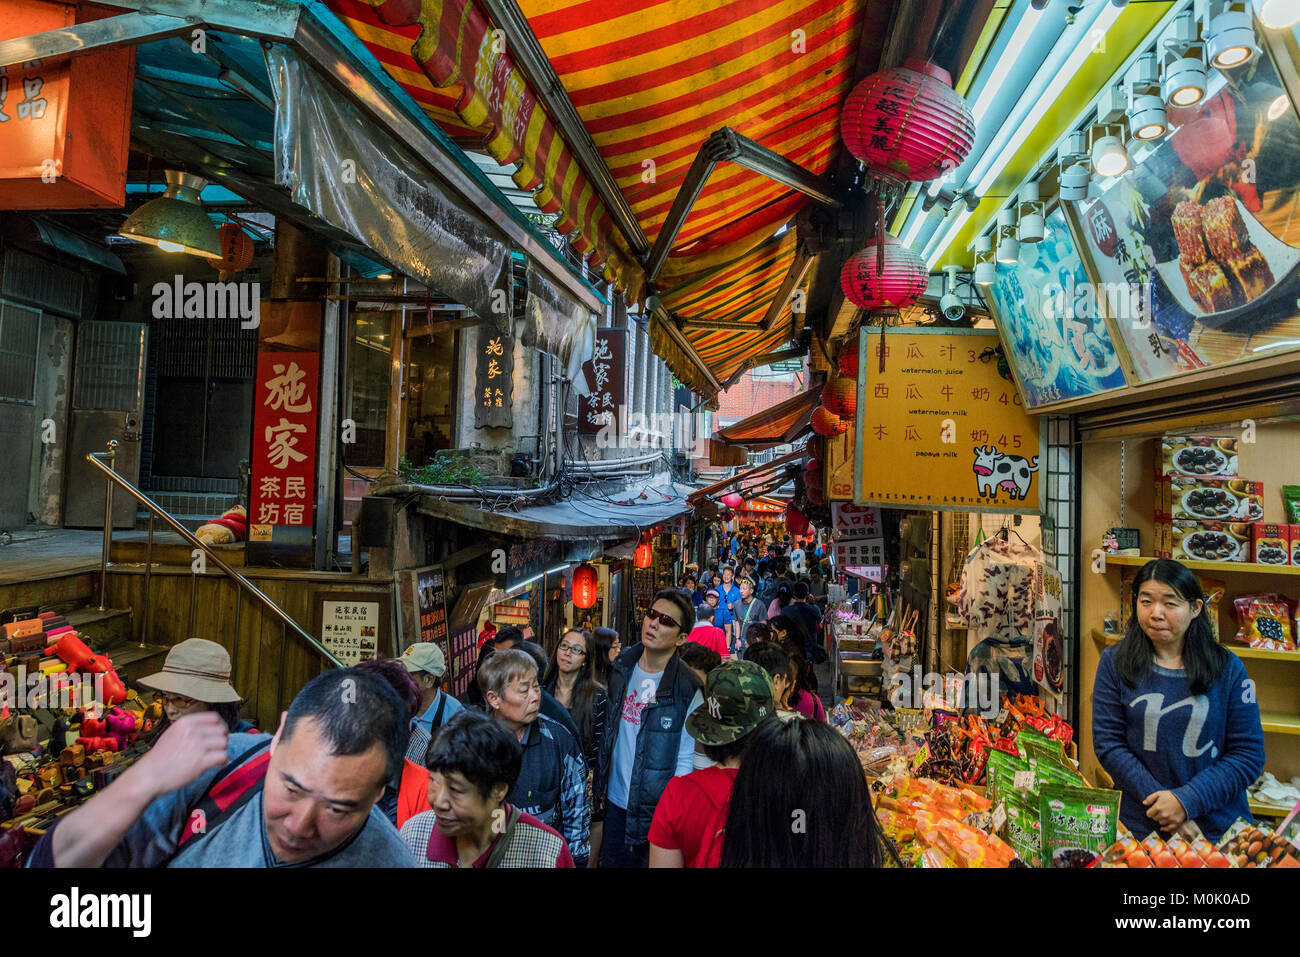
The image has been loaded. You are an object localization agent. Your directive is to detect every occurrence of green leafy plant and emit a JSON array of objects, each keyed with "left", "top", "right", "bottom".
[{"left": 398, "top": 456, "right": 486, "bottom": 487}]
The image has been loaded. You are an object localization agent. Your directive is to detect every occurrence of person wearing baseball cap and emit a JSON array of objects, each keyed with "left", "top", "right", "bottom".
[
  {"left": 647, "top": 660, "right": 775, "bottom": 868},
  {"left": 139, "top": 638, "right": 253, "bottom": 739},
  {"left": 395, "top": 642, "right": 465, "bottom": 828}
]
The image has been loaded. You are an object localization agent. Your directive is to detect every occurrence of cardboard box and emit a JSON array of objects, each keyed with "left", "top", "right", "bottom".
[
  {"left": 1253, "top": 524, "right": 1290, "bottom": 565},
  {"left": 1172, "top": 521, "right": 1251, "bottom": 563},
  {"left": 1160, "top": 435, "right": 1239, "bottom": 477},
  {"left": 1154, "top": 476, "right": 1172, "bottom": 519},
  {"left": 1169, "top": 478, "right": 1263, "bottom": 523}
]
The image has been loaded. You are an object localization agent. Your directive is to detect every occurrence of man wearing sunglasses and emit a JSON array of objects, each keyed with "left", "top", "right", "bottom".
[{"left": 598, "top": 588, "right": 703, "bottom": 868}]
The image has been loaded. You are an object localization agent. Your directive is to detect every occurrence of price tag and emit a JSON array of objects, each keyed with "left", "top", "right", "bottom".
[
  {"left": 1013, "top": 769, "right": 1036, "bottom": 792},
  {"left": 911, "top": 741, "right": 930, "bottom": 772},
  {"left": 992, "top": 802, "right": 1007, "bottom": 832}
]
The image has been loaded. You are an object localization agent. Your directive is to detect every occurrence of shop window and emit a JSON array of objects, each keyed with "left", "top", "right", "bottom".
[
  {"left": 0, "top": 300, "right": 39, "bottom": 403},
  {"left": 403, "top": 320, "right": 458, "bottom": 465},
  {"left": 344, "top": 311, "right": 392, "bottom": 468}
]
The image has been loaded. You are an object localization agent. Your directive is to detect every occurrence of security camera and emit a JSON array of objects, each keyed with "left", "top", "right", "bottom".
[{"left": 941, "top": 292, "right": 966, "bottom": 322}]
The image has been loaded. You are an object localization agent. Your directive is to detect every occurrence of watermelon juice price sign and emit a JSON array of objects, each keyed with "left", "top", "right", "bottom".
[{"left": 854, "top": 329, "right": 1044, "bottom": 513}]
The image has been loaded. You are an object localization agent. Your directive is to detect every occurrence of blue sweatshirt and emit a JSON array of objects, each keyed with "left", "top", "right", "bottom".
[{"left": 1091, "top": 645, "right": 1265, "bottom": 842}]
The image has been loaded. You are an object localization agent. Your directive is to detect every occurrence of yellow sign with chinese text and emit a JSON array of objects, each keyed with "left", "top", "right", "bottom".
[{"left": 854, "top": 329, "right": 1043, "bottom": 513}]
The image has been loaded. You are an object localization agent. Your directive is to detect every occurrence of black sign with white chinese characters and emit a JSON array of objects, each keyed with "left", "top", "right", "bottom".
[
  {"left": 475, "top": 329, "right": 514, "bottom": 429},
  {"left": 579, "top": 329, "right": 625, "bottom": 434}
]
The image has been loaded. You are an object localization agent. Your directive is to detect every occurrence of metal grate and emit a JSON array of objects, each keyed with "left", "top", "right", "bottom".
[
  {"left": 1, "top": 248, "right": 83, "bottom": 317},
  {"left": 1044, "top": 414, "right": 1078, "bottom": 728},
  {"left": 0, "top": 299, "right": 40, "bottom": 403},
  {"left": 73, "top": 321, "right": 146, "bottom": 410}
]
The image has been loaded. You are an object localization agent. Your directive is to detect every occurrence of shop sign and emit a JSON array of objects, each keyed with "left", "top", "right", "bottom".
[
  {"left": 415, "top": 566, "right": 448, "bottom": 645},
  {"left": 446, "top": 625, "right": 478, "bottom": 699},
  {"left": 249, "top": 353, "right": 319, "bottom": 540},
  {"left": 854, "top": 329, "right": 1044, "bottom": 513},
  {"left": 1065, "top": 45, "right": 1300, "bottom": 385},
  {"left": 986, "top": 206, "right": 1127, "bottom": 408},
  {"left": 579, "top": 329, "right": 625, "bottom": 433},
  {"left": 833, "top": 538, "right": 884, "bottom": 568},
  {"left": 1032, "top": 564, "right": 1064, "bottom": 699},
  {"left": 313, "top": 592, "right": 386, "bottom": 666},
  {"left": 475, "top": 329, "right": 514, "bottom": 429},
  {"left": 832, "top": 504, "right": 881, "bottom": 537}
]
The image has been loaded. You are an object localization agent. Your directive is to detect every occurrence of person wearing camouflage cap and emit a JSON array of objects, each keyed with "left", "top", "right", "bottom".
[{"left": 646, "top": 660, "right": 776, "bottom": 868}]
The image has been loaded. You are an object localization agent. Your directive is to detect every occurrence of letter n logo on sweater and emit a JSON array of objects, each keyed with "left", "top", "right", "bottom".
[{"left": 1129, "top": 693, "right": 1217, "bottom": 759}]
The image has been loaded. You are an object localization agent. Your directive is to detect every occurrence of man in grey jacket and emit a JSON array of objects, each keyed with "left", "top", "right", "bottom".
[{"left": 32, "top": 668, "right": 416, "bottom": 868}]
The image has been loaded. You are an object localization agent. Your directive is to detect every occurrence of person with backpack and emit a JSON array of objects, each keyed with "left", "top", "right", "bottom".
[
  {"left": 648, "top": 660, "right": 776, "bottom": 868},
  {"left": 29, "top": 668, "right": 416, "bottom": 867}
]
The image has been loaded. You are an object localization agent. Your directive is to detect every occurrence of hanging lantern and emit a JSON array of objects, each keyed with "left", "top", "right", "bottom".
[
  {"left": 634, "top": 539, "right": 653, "bottom": 569},
  {"left": 805, "top": 460, "right": 825, "bottom": 506},
  {"left": 805, "top": 457, "right": 819, "bottom": 473},
  {"left": 836, "top": 340, "right": 859, "bottom": 379},
  {"left": 572, "top": 563, "right": 598, "bottom": 609},
  {"left": 215, "top": 222, "right": 255, "bottom": 279},
  {"left": 841, "top": 60, "right": 976, "bottom": 183},
  {"left": 811, "top": 405, "right": 850, "bottom": 437},
  {"left": 841, "top": 236, "right": 928, "bottom": 310},
  {"left": 721, "top": 492, "right": 744, "bottom": 509},
  {"left": 823, "top": 375, "right": 858, "bottom": 419},
  {"left": 786, "top": 506, "right": 812, "bottom": 537}
]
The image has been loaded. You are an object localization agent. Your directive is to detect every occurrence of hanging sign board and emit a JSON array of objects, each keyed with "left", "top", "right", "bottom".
[
  {"left": 475, "top": 328, "right": 514, "bottom": 429},
  {"left": 832, "top": 504, "right": 881, "bottom": 538},
  {"left": 446, "top": 625, "right": 479, "bottom": 699},
  {"left": 312, "top": 591, "right": 387, "bottom": 666},
  {"left": 854, "top": 328, "right": 1044, "bottom": 513},
  {"left": 579, "top": 329, "right": 625, "bottom": 433}
]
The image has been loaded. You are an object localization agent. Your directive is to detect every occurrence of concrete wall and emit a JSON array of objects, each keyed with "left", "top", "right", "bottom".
[{"left": 27, "top": 315, "right": 73, "bottom": 525}]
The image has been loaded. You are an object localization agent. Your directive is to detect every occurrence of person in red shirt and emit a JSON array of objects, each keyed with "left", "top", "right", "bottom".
[
  {"left": 647, "top": 659, "right": 776, "bottom": 868},
  {"left": 686, "top": 603, "right": 729, "bottom": 659}
]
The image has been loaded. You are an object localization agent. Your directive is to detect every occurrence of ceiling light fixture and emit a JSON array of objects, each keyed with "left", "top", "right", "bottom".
[
  {"left": 118, "top": 170, "right": 222, "bottom": 258},
  {"left": 1207, "top": 2, "right": 1260, "bottom": 69},
  {"left": 972, "top": 235, "right": 996, "bottom": 286},
  {"left": 1059, "top": 160, "right": 1092, "bottom": 201},
  {"left": 1017, "top": 181, "right": 1046, "bottom": 242},
  {"left": 996, "top": 209, "right": 1020, "bottom": 264},
  {"left": 1252, "top": 0, "right": 1300, "bottom": 29},
  {"left": 1091, "top": 132, "right": 1129, "bottom": 176},
  {"left": 1129, "top": 93, "right": 1168, "bottom": 139}
]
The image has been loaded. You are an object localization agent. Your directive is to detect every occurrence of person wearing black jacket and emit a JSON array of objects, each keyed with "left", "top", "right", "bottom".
[{"left": 598, "top": 589, "right": 703, "bottom": 868}]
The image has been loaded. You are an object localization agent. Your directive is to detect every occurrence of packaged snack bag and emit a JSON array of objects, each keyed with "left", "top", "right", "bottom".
[
  {"left": 1002, "top": 791, "right": 1041, "bottom": 866},
  {"left": 1217, "top": 818, "right": 1300, "bottom": 868},
  {"left": 1039, "top": 784, "right": 1120, "bottom": 868},
  {"left": 1232, "top": 594, "right": 1296, "bottom": 651}
]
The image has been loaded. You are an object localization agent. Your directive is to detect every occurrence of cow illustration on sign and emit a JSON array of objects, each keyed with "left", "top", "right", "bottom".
[{"left": 972, "top": 446, "right": 1038, "bottom": 500}]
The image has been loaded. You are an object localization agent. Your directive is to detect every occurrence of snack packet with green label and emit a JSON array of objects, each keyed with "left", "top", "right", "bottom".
[
  {"left": 1002, "top": 791, "right": 1041, "bottom": 866},
  {"left": 1283, "top": 485, "right": 1300, "bottom": 524},
  {"left": 1039, "top": 784, "right": 1120, "bottom": 868}
]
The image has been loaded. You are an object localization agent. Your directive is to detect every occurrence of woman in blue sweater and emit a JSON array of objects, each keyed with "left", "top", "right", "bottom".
[{"left": 1092, "top": 559, "right": 1265, "bottom": 841}]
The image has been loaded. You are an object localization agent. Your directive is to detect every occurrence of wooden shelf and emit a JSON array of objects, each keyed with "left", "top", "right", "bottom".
[
  {"left": 1249, "top": 798, "right": 1299, "bottom": 818},
  {"left": 1102, "top": 555, "right": 1300, "bottom": 576},
  {"left": 1261, "top": 712, "right": 1300, "bottom": 736},
  {"left": 1091, "top": 629, "right": 1300, "bottom": 661}
]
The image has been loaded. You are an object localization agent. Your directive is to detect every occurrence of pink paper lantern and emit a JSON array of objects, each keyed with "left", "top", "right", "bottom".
[
  {"left": 721, "top": 492, "right": 745, "bottom": 509},
  {"left": 840, "top": 236, "right": 928, "bottom": 310},
  {"left": 841, "top": 59, "right": 975, "bottom": 183}
]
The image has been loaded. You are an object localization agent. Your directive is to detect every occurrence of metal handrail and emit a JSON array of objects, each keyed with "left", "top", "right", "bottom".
[{"left": 87, "top": 445, "right": 345, "bottom": 669}]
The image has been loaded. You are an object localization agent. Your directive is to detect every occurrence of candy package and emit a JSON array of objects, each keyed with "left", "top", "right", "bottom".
[
  {"left": 1232, "top": 594, "right": 1296, "bottom": 651},
  {"left": 1093, "top": 832, "right": 1152, "bottom": 868},
  {"left": 1039, "top": 784, "right": 1120, "bottom": 868},
  {"left": 1140, "top": 833, "right": 1180, "bottom": 868},
  {"left": 1201, "top": 578, "right": 1226, "bottom": 642}
]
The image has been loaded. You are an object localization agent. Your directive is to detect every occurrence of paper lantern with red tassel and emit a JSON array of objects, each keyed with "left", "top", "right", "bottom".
[
  {"left": 841, "top": 236, "right": 928, "bottom": 310},
  {"left": 811, "top": 405, "right": 850, "bottom": 437},
  {"left": 841, "top": 60, "right": 976, "bottom": 183},
  {"left": 572, "top": 563, "right": 598, "bottom": 609},
  {"left": 823, "top": 375, "right": 857, "bottom": 418},
  {"left": 215, "top": 222, "right": 254, "bottom": 280},
  {"left": 721, "top": 492, "right": 744, "bottom": 509}
]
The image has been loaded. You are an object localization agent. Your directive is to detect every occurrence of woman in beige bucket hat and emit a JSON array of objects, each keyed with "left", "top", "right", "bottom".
[{"left": 137, "top": 638, "right": 254, "bottom": 738}]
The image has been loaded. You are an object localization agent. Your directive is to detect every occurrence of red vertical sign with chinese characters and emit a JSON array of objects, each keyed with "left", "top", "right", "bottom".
[
  {"left": 579, "top": 330, "right": 625, "bottom": 434},
  {"left": 249, "top": 353, "right": 319, "bottom": 540}
]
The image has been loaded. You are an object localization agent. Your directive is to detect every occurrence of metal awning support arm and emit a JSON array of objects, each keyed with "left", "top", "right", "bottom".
[
  {"left": 760, "top": 242, "right": 817, "bottom": 331},
  {"left": 648, "top": 297, "right": 724, "bottom": 397}
]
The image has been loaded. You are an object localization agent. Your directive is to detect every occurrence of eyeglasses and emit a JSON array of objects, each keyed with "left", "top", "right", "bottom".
[
  {"left": 644, "top": 609, "right": 681, "bottom": 630},
  {"left": 558, "top": 643, "right": 586, "bottom": 656},
  {"left": 161, "top": 692, "right": 198, "bottom": 707}
]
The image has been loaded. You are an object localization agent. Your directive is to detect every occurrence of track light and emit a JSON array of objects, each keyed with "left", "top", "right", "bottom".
[
  {"left": 1059, "top": 161, "right": 1092, "bottom": 201},
  {"left": 1129, "top": 94, "right": 1168, "bottom": 139},
  {"left": 1091, "top": 134, "right": 1129, "bottom": 177},
  {"left": 995, "top": 209, "right": 1019, "bottom": 264},
  {"left": 1163, "top": 55, "right": 1208, "bottom": 106},
  {"left": 1207, "top": 3, "right": 1260, "bottom": 69},
  {"left": 972, "top": 235, "right": 996, "bottom": 286},
  {"left": 1253, "top": 0, "right": 1300, "bottom": 28},
  {"left": 1017, "top": 182, "right": 1045, "bottom": 243}
]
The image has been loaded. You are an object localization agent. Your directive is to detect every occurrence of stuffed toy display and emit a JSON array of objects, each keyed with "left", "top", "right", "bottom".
[{"left": 196, "top": 504, "right": 248, "bottom": 546}]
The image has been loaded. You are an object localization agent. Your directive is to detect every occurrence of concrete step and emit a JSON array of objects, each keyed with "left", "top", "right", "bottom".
[
  {"left": 65, "top": 606, "right": 134, "bottom": 651},
  {"left": 100, "top": 640, "right": 172, "bottom": 685}
]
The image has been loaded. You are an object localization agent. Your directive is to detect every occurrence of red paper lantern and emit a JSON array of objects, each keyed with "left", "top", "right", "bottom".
[
  {"left": 811, "top": 405, "right": 850, "bottom": 437},
  {"left": 721, "top": 492, "right": 744, "bottom": 509},
  {"left": 786, "top": 506, "right": 812, "bottom": 537},
  {"left": 805, "top": 462, "right": 825, "bottom": 506},
  {"left": 805, "top": 457, "right": 819, "bottom": 472},
  {"left": 572, "top": 563, "right": 598, "bottom": 609},
  {"left": 841, "top": 60, "right": 975, "bottom": 183},
  {"left": 840, "top": 236, "right": 928, "bottom": 310},
  {"left": 823, "top": 375, "right": 857, "bottom": 418},
  {"left": 634, "top": 540, "right": 653, "bottom": 569},
  {"left": 837, "top": 341, "right": 859, "bottom": 378},
  {"left": 215, "top": 222, "right": 254, "bottom": 278}
]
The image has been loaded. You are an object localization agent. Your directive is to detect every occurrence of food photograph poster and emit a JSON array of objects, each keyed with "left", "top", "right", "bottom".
[
  {"left": 1067, "top": 46, "right": 1300, "bottom": 383},
  {"left": 987, "top": 205, "right": 1129, "bottom": 407}
]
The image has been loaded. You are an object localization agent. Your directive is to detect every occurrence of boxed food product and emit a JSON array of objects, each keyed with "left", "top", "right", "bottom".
[
  {"left": 1169, "top": 478, "right": 1264, "bottom": 522},
  {"left": 1252, "top": 523, "right": 1290, "bottom": 565},
  {"left": 1155, "top": 477, "right": 1171, "bottom": 519},
  {"left": 1172, "top": 521, "right": 1251, "bottom": 563},
  {"left": 1291, "top": 525, "right": 1300, "bottom": 567},
  {"left": 1160, "top": 435, "right": 1239, "bottom": 477}
]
